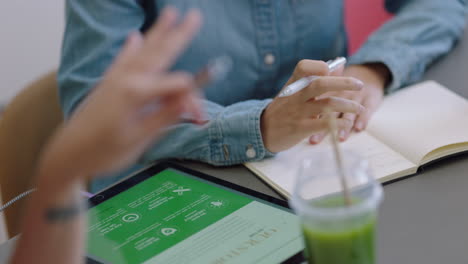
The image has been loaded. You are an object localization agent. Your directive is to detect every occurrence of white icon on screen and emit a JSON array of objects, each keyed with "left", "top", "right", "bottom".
[
  {"left": 211, "top": 201, "right": 223, "bottom": 207},
  {"left": 210, "top": 201, "right": 224, "bottom": 208},
  {"left": 161, "top": 228, "right": 178, "bottom": 236},
  {"left": 172, "top": 186, "right": 191, "bottom": 196},
  {"left": 122, "top": 213, "right": 140, "bottom": 223}
]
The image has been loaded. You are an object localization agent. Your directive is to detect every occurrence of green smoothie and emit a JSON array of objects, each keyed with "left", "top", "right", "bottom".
[
  {"left": 291, "top": 152, "right": 383, "bottom": 264},
  {"left": 302, "top": 216, "right": 375, "bottom": 264}
]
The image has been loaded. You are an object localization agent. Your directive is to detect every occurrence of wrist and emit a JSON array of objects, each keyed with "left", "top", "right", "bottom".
[
  {"left": 345, "top": 63, "right": 391, "bottom": 89},
  {"left": 36, "top": 157, "right": 87, "bottom": 194},
  {"left": 260, "top": 104, "right": 277, "bottom": 153},
  {"left": 260, "top": 99, "right": 298, "bottom": 153},
  {"left": 34, "top": 168, "right": 85, "bottom": 210}
]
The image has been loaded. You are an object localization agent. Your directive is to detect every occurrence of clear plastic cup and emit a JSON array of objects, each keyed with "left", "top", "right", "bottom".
[{"left": 290, "top": 151, "right": 383, "bottom": 264}]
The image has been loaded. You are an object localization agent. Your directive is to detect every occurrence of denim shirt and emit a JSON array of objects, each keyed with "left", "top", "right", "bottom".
[{"left": 59, "top": 0, "right": 466, "bottom": 190}]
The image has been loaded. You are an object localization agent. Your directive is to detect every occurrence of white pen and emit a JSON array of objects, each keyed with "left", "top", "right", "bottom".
[{"left": 278, "top": 57, "right": 347, "bottom": 97}]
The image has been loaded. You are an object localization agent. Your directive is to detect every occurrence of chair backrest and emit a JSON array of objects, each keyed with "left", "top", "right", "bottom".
[
  {"left": 345, "top": 0, "right": 392, "bottom": 54},
  {"left": 0, "top": 71, "right": 63, "bottom": 238}
]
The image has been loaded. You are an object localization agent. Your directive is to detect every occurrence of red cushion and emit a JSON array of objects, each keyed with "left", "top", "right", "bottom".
[{"left": 345, "top": 0, "right": 393, "bottom": 54}]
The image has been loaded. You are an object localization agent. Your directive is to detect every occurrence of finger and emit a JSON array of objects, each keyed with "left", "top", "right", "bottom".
[
  {"left": 157, "top": 10, "right": 202, "bottom": 66},
  {"left": 354, "top": 94, "right": 381, "bottom": 132},
  {"left": 145, "top": 72, "right": 195, "bottom": 101},
  {"left": 304, "top": 96, "right": 364, "bottom": 117},
  {"left": 308, "top": 111, "right": 339, "bottom": 144},
  {"left": 309, "top": 131, "right": 327, "bottom": 144},
  {"left": 354, "top": 99, "right": 374, "bottom": 132},
  {"left": 126, "top": 72, "right": 194, "bottom": 106},
  {"left": 340, "top": 112, "right": 357, "bottom": 141},
  {"left": 354, "top": 110, "right": 369, "bottom": 132},
  {"left": 144, "top": 7, "right": 179, "bottom": 50},
  {"left": 113, "top": 32, "right": 144, "bottom": 67},
  {"left": 303, "top": 118, "right": 354, "bottom": 135},
  {"left": 299, "top": 77, "right": 364, "bottom": 100},
  {"left": 130, "top": 7, "right": 179, "bottom": 72},
  {"left": 142, "top": 97, "right": 185, "bottom": 138},
  {"left": 181, "top": 92, "right": 206, "bottom": 124},
  {"left": 289, "top": 60, "right": 329, "bottom": 83},
  {"left": 144, "top": 10, "right": 202, "bottom": 72}
]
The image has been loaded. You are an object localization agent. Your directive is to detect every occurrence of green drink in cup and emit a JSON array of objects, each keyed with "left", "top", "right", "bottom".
[{"left": 290, "top": 151, "right": 383, "bottom": 264}]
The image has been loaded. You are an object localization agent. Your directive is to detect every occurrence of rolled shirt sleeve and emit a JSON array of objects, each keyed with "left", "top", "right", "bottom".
[
  {"left": 142, "top": 99, "right": 275, "bottom": 166},
  {"left": 348, "top": 0, "right": 467, "bottom": 92}
]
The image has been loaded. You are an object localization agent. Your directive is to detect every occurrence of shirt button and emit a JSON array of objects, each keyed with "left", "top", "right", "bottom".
[
  {"left": 246, "top": 145, "right": 256, "bottom": 158},
  {"left": 264, "top": 53, "right": 275, "bottom": 65}
]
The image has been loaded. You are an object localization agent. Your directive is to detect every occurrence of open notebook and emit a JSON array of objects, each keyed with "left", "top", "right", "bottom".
[{"left": 245, "top": 81, "right": 468, "bottom": 198}]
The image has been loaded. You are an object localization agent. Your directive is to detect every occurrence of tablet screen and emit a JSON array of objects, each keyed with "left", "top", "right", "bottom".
[{"left": 87, "top": 167, "right": 303, "bottom": 264}]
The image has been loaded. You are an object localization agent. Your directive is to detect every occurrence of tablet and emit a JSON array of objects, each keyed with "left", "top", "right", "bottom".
[{"left": 86, "top": 162, "right": 304, "bottom": 264}]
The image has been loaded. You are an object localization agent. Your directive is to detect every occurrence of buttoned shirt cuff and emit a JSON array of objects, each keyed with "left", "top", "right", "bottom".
[
  {"left": 208, "top": 99, "right": 274, "bottom": 166},
  {"left": 348, "top": 41, "right": 423, "bottom": 94}
]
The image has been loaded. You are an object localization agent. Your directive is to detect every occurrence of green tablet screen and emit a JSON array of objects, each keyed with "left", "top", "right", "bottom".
[{"left": 87, "top": 168, "right": 303, "bottom": 264}]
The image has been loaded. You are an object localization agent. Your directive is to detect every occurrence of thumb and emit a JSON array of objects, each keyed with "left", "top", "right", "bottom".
[{"left": 113, "top": 32, "right": 144, "bottom": 67}]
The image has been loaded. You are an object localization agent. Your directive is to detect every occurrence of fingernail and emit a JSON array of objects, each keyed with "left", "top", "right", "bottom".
[
  {"left": 355, "top": 79, "right": 364, "bottom": 88},
  {"left": 339, "top": 130, "right": 346, "bottom": 140},
  {"left": 355, "top": 122, "right": 364, "bottom": 131},
  {"left": 359, "top": 105, "right": 365, "bottom": 114},
  {"left": 310, "top": 135, "right": 320, "bottom": 143}
]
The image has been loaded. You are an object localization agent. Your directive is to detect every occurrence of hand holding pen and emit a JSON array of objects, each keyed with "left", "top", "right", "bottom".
[
  {"left": 260, "top": 59, "right": 365, "bottom": 153},
  {"left": 278, "top": 57, "right": 347, "bottom": 97}
]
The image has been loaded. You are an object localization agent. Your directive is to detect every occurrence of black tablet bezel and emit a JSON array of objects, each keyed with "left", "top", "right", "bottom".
[{"left": 87, "top": 161, "right": 304, "bottom": 264}]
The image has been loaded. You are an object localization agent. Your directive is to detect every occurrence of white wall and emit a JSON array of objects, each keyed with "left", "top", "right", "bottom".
[
  {"left": 0, "top": 1, "right": 65, "bottom": 104},
  {"left": 0, "top": 1, "right": 65, "bottom": 242}
]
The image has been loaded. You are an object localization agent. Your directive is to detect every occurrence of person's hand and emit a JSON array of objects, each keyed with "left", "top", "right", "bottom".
[
  {"left": 39, "top": 8, "right": 202, "bottom": 179},
  {"left": 308, "top": 63, "right": 390, "bottom": 144},
  {"left": 261, "top": 60, "right": 365, "bottom": 153}
]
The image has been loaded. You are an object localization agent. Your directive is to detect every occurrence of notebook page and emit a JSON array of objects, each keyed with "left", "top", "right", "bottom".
[
  {"left": 246, "top": 131, "right": 415, "bottom": 196},
  {"left": 367, "top": 81, "right": 468, "bottom": 165}
]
